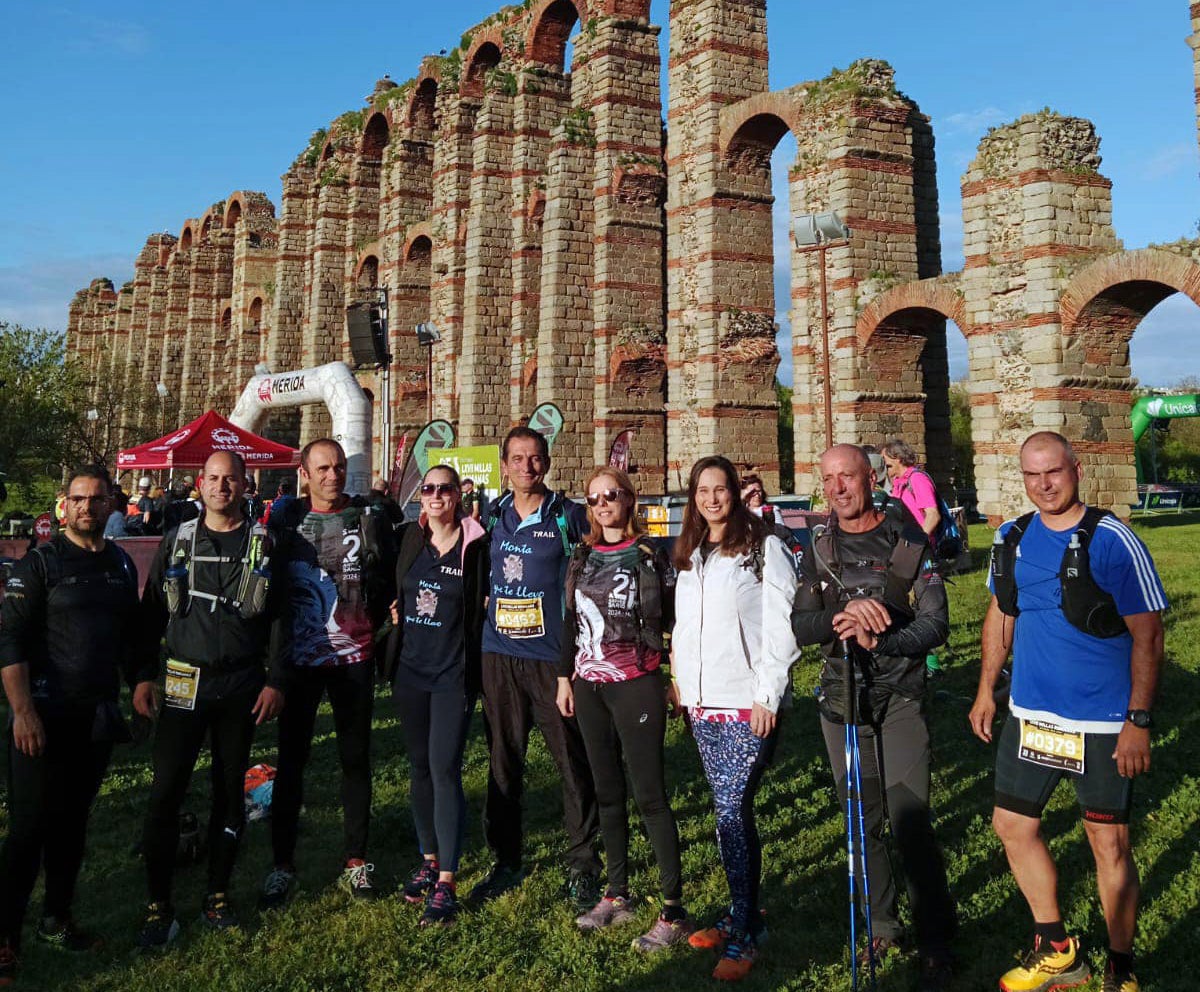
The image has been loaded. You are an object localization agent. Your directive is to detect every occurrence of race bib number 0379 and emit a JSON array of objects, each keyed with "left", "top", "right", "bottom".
[
  {"left": 494, "top": 597, "right": 545, "bottom": 639},
  {"left": 1018, "top": 718, "right": 1085, "bottom": 774}
]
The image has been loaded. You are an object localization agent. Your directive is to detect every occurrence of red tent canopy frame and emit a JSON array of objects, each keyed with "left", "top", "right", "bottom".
[{"left": 117, "top": 410, "right": 300, "bottom": 469}]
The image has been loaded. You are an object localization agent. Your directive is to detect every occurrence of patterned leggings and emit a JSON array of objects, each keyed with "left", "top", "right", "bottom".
[{"left": 691, "top": 718, "right": 778, "bottom": 934}]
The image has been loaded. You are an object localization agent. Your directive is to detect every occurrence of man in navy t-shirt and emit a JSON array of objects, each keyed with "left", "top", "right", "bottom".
[
  {"left": 970, "top": 432, "right": 1166, "bottom": 992},
  {"left": 469, "top": 426, "right": 600, "bottom": 909}
]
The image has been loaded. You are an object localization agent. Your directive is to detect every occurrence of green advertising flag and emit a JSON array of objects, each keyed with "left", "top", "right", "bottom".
[{"left": 439, "top": 445, "right": 503, "bottom": 504}]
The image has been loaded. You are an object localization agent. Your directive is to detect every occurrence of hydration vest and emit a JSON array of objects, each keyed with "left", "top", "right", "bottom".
[
  {"left": 990, "top": 506, "right": 1125, "bottom": 639},
  {"left": 485, "top": 490, "right": 577, "bottom": 557},
  {"left": 565, "top": 540, "right": 668, "bottom": 652},
  {"left": 165, "top": 516, "right": 271, "bottom": 619},
  {"left": 809, "top": 518, "right": 929, "bottom": 618}
]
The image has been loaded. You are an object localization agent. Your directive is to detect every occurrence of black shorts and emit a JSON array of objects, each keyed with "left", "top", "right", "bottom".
[{"left": 994, "top": 715, "right": 1132, "bottom": 825}]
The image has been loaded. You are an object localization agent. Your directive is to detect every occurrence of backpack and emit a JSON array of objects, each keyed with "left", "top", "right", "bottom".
[
  {"left": 485, "top": 490, "right": 579, "bottom": 556},
  {"left": 31, "top": 539, "right": 138, "bottom": 593},
  {"left": 990, "top": 506, "right": 1125, "bottom": 639},
  {"left": 566, "top": 540, "right": 668, "bottom": 651},
  {"left": 892, "top": 470, "right": 962, "bottom": 563}
]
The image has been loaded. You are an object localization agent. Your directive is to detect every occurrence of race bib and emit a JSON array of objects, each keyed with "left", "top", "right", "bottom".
[
  {"left": 165, "top": 660, "right": 200, "bottom": 711},
  {"left": 1018, "top": 718, "right": 1085, "bottom": 774},
  {"left": 494, "top": 596, "right": 545, "bottom": 639}
]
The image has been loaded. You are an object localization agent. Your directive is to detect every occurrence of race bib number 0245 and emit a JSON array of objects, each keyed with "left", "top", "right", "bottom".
[
  {"left": 1018, "top": 719, "right": 1085, "bottom": 774},
  {"left": 494, "top": 597, "right": 545, "bottom": 639},
  {"left": 165, "top": 660, "right": 200, "bottom": 711}
]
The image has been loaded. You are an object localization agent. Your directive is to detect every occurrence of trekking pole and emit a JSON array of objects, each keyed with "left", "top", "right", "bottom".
[{"left": 842, "top": 637, "right": 877, "bottom": 992}]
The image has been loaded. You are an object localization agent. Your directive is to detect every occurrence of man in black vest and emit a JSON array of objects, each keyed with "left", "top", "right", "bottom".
[
  {"left": 0, "top": 466, "right": 156, "bottom": 984},
  {"left": 792, "top": 444, "right": 957, "bottom": 991},
  {"left": 134, "top": 450, "right": 287, "bottom": 950}
]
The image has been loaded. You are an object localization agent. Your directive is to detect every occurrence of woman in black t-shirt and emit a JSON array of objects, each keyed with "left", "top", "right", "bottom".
[
  {"left": 386, "top": 465, "right": 489, "bottom": 927},
  {"left": 555, "top": 466, "right": 692, "bottom": 951}
]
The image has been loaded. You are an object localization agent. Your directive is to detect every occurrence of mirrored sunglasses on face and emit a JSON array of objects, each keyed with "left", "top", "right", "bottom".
[
  {"left": 585, "top": 488, "right": 627, "bottom": 507},
  {"left": 420, "top": 482, "right": 459, "bottom": 497}
]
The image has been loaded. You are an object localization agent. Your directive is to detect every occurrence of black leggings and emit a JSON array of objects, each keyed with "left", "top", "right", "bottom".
[
  {"left": 272, "top": 662, "right": 374, "bottom": 866},
  {"left": 0, "top": 709, "right": 112, "bottom": 949},
  {"left": 143, "top": 685, "right": 260, "bottom": 903},
  {"left": 392, "top": 685, "right": 474, "bottom": 873},
  {"left": 573, "top": 676, "right": 682, "bottom": 901}
]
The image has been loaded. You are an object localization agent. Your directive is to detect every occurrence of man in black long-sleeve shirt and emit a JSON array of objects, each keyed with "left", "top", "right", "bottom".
[
  {"left": 134, "top": 451, "right": 287, "bottom": 950},
  {"left": 0, "top": 466, "right": 156, "bottom": 984},
  {"left": 791, "top": 445, "right": 957, "bottom": 991}
]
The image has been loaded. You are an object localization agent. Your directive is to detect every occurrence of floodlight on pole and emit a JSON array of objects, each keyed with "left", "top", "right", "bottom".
[
  {"left": 793, "top": 210, "right": 851, "bottom": 451},
  {"left": 155, "top": 382, "right": 169, "bottom": 398},
  {"left": 416, "top": 322, "right": 441, "bottom": 420}
]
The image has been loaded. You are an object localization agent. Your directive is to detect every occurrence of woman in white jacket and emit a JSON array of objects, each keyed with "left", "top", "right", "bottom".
[{"left": 669, "top": 455, "right": 799, "bottom": 982}]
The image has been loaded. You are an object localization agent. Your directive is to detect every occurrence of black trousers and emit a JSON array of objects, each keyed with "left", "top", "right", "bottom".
[
  {"left": 480, "top": 653, "right": 599, "bottom": 874},
  {"left": 573, "top": 675, "right": 682, "bottom": 900},
  {"left": 393, "top": 685, "right": 474, "bottom": 873},
  {"left": 142, "top": 685, "right": 260, "bottom": 903},
  {"left": 272, "top": 663, "right": 374, "bottom": 866},
  {"left": 820, "top": 694, "right": 958, "bottom": 956},
  {"left": 0, "top": 708, "right": 113, "bottom": 949}
]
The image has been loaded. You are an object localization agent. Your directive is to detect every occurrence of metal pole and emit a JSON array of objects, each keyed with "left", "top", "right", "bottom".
[
  {"left": 820, "top": 241, "right": 834, "bottom": 450},
  {"left": 426, "top": 344, "right": 433, "bottom": 422}
]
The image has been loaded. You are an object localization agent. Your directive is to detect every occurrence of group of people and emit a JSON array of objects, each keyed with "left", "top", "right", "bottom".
[{"left": 0, "top": 427, "right": 1166, "bottom": 992}]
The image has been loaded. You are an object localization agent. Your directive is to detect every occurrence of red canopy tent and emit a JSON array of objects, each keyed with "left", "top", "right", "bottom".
[{"left": 117, "top": 410, "right": 300, "bottom": 470}]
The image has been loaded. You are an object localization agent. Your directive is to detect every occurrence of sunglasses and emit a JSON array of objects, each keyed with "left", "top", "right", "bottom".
[
  {"left": 585, "top": 488, "right": 628, "bottom": 507},
  {"left": 419, "top": 483, "right": 458, "bottom": 497}
]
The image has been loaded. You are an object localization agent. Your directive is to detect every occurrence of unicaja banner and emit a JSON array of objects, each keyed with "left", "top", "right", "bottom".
[{"left": 438, "top": 445, "right": 502, "bottom": 503}]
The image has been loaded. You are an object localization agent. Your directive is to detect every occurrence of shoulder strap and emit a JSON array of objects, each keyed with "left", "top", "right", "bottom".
[
  {"left": 551, "top": 492, "right": 576, "bottom": 557},
  {"left": 30, "top": 542, "right": 61, "bottom": 589},
  {"left": 485, "top": 491, "right": 513, "bottom": 534},
  {"left": 883, "top": 521, "right": 927, "bottom": 614},
  {"left": 1075, "top": 505, "right": 1113, "bottom": 544}
]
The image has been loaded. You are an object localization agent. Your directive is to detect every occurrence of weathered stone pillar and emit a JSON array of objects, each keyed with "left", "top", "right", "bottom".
[
  {"left": 960, "top": 113, "right": 1119, "bottom": 521},
  {"left": 160, "top": 245, "right": 192, "bottom": 407},
  {"left": 590, "top": 13, "right": 668, "bottom": 493},
  {"left": 459, "top": 82, "right": 517, "bottom": 445},
  {"left": 666, "top": 0, "right": 775, "bottom": 491}
]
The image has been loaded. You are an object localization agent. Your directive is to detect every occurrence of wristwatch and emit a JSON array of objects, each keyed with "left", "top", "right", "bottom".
[{"left": 1125, "top": 709, "right": 1153, "bottom": 729}]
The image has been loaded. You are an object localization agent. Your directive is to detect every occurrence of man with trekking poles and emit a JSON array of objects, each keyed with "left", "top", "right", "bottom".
[{"left": 792, "top": 444, "right": 958, "bottom": 992}]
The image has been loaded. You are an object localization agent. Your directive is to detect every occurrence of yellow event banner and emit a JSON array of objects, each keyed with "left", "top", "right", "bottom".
[{"left": 438, "top": 445, "right": 503, "bottom": 502}]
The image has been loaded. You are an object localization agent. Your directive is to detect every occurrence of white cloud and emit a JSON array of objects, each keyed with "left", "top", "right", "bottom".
[
  {"left": 1139, "top": 142, "right": 1196, "bottom": 181},
  {"left": 942, "top": 107, "right": 1011, "bottom": 135},
  {"left": 0, "top": 254, "right": 133, "bottom": 333}
]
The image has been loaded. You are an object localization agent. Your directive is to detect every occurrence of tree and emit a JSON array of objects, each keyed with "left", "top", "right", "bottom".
[
  {"left": 776, "top": 380, "right": 794, "bottom": 493},
  {"left": 948, "top": 382, "right": 976, "bottom": 490},
  {"left": 0, "top": 321, "right": 87, "bottom": 492}
]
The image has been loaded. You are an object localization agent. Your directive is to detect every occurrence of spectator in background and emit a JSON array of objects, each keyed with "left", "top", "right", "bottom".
[
  {"left": 879, "top": 440, "right": 940, "bottom": 542},
  {"left": 103, "top": 493, "right": 130, "bottom": 539},
  {"left": 368, "top": 477, "right": 405, "bottom": 530},
  {"left": 459, "top": 479, "right": 482, "bottom": 522}
]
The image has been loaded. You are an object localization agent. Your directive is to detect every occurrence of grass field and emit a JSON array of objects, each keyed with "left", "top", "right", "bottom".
[{"left": 2, "top": 518, "right": 1198, "bottom": 991}]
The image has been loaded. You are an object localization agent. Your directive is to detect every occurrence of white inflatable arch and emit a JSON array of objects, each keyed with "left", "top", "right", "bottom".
[{"left": 230, "top": 361, "right": 374, "bottom": 494}]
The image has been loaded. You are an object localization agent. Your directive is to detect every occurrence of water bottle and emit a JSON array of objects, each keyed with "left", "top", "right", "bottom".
[
  {"left": 164, "top": 549, "right": 189, "bottom": 618},
  {"left": 1063, "top": 532, "right": 1083, "bottom": 579},
  {"left": 989, "top": 527, "right": 1006, "bottom": 580}
]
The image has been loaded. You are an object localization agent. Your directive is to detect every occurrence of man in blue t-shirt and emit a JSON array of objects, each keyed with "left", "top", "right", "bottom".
[
  {"left": 469, "top": 426, "right": 600, "bottom": 909},
  {"left": 970, "top": 432, "right": 1166, "bottom": 992}
]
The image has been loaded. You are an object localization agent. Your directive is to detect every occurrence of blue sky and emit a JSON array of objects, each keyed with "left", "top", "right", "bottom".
[{"left": 1, "top": 0, "right": 1197, "bottom": 387}]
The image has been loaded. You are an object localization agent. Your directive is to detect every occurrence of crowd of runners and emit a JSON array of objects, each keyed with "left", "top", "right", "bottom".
[{"left": 0, "top": 427, "right": 1167, "bottom": 992}]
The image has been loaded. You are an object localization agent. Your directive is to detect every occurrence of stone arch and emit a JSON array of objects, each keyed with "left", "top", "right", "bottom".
[
  {"left": 462, "top": 36, "right": 502, "bottom": 99},
  {"left": 361, "top": 112, "right": 389, "bottom": 159},
  {"left": 527, "top": 0, "right": 585, "bottom": 67},
  {"left": 247, "top": 296, "right": 263, "bottom": 330},
  {"left": 407, "top": 77, "right": 438, "bottom": 132},
  {"left": 719, "top": 97, "right": 806, "bottom": 174},
  {"left": 857, "top": 280, "right": 967, "bottom": 348},
  {"left": 1060, "top": 248, "right": 1200, "bottom": 337},
  {"left": 403, "top": 225, "right": 434, "bottom": 265},
  {"left": 224, "top": 199, "right": 243, "bottom": 229},
  {"left": 355, "top": 249, "right": 380, "bottom": 289},
  {"left": 177, "top": 221, "right": 198, "bottom": 252}
]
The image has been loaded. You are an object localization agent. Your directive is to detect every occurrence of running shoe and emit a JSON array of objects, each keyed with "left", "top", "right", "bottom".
[
  {"left": 35, "top": 915, "right": 104, "bottom": 952},
  {"left": 403, "top": 859, "right": 440, "bottom": 904},
  {"left": 575, "top": 894, "right": 636, "bottom": 931},
  {"left": 1101, "top": 972, "right": 1139, "bottom": 992},
  {"left": 260, "top": 866, "right": 296, "bottom": 909},
  {"left": 712, "top": 929, "right": 757, "bottom": 982},
  {"left": 999, "top": 935, "right": 1090, "bottom": 992},
  {"left": 857, "top": 934, "right": 902, "bottom": 969},
  {"left": 0, "top": 941, "right": 16, "bottom": 987},
  {"left": 468, "top": 863, "right": 525, "bottom": 904},
  {"left": 420, "top": 881, "right": 459, "bottom": 927},
  {"left": 135, "top": 902, "right": 180, "bottom": 952},
  {"left": 340, "top": 859, "right": 379, "bottom": 901},
  {"left": 566, "top": 869, "right": 602, "bottom": 914},
  {"left": 689, "top": 911, "right": 767, "bottom": 951},
  {"left": 632, "top": 912, "right": 696, "bottom": 952},
  {"left": 199, "top": 892, "right": 240, "bottom": 930}
]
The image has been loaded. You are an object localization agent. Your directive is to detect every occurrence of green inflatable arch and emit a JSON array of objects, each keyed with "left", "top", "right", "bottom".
[{"left": 1131, "top": 394, "right": 1200, "bottom": 442}]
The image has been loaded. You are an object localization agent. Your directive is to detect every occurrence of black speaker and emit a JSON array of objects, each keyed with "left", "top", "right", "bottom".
[{"left": 346, "top": 303, "right": 388, "bottom": 366}]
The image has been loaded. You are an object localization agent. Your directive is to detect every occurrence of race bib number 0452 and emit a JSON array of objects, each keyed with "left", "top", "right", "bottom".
[
  {"left": 494, "top": 597, "right": 545, "bottom": 639},
  {"left": 1018, "top": 719, "right": 1085, "bottom": 774}
]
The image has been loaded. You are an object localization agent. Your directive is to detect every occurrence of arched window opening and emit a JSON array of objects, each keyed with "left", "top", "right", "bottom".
[
  {"left": 406, "top": 236, "right": 432, "bottom": 267},
  {"left": 362, "top": 113, "right": 389, "bottom": 159},
  {"left": 463, "top": 41, "right": 501, "bottom": 98},
  {"left": 410, "top": 78, "right": 438, "bottom": 132},
  {"left": 529, "top": 0, "right": 580, "bottom": 69},
  {"left": 248, "top": 297, "right": 263, "bottom": 333},
  {"left": 357, "top": 255, "right": 380, "bottom": 290},
  {"left": 225, "top": 200, "right": 243, "bottom": 229},
  {"left": 221, "top": 307, "right": 232, "bottom": 343}
]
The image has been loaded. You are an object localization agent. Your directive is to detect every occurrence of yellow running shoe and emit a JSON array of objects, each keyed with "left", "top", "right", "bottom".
[
  {"left": 999, "top": 935, "right": 1091, "bottom": 992},
  {"left": 1101, "top": 972, "right": 1139, "bottom": 992}
]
